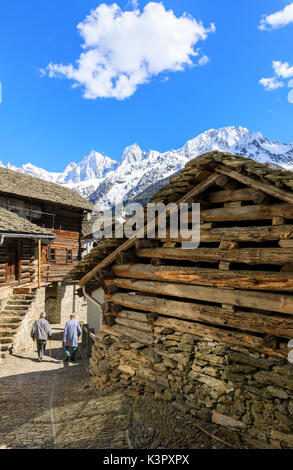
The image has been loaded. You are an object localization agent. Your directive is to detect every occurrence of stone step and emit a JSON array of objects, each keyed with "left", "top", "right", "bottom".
[
  {"left": 0, "top": 316, "right": 23, "bottom": 324},
  {"left": 2, "top": 311, "right": 28, "bottom": 317},
  {"left": 0, "top": 323, "right": 19, "bottom": 330},
  {"left": 0, "top": 342, "right": 12, "bottom": 350},
  {"left": 7, "top": 300, "right": 32, "bottom": 306},
  {"left": 4, "top": 305, "right": 29, "bottom": 311},
  {"left": 0, "top": 336, "right": 13, "bottom": 344},
  {"left": 12, "top": 295, "right": 35, "bottom": 301},
  {"left": 0, "top": 329, "right": 15, "bottom": 337}
]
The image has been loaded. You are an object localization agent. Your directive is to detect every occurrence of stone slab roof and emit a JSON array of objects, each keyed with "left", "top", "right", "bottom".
[
  {"left": 0, "top": 167, "right": 93, "bottom": 211},
  {"left": 0, "top": 207, "right": 54, "bottom": 236}
]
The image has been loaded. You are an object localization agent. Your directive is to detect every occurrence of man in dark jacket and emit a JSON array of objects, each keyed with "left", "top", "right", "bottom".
[{"left": 31, "top": 312, "right": 52, "bottom": 361}]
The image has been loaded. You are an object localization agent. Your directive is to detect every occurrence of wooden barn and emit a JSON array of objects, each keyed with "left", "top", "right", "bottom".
[{"left": 68, "top": 151, "right": 293, "bottom": 448}]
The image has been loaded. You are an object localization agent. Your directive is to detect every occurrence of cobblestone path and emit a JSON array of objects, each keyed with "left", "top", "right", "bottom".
[{"left": 0, "top": 325, "right": 229, "bottom": 449}]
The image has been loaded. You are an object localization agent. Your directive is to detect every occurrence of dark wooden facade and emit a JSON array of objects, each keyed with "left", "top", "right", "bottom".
[
  {"left": 0, "top": 175, "right": 92, "bottom": 287},
  {"left": 0, "top": 239, "right": 35, "bottom": 286}
]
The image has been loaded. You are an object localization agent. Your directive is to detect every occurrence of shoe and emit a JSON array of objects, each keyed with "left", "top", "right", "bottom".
[
  {"left": 64, "top": 355, "right": 69, "bottom": 362},
  {"left": 38, "top": 357, "right": 42, "bottom": 362}
]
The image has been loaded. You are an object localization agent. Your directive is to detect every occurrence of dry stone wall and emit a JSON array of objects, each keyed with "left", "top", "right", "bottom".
[{"left": 90, "top": 327, "right": 293, "bottom": 449}]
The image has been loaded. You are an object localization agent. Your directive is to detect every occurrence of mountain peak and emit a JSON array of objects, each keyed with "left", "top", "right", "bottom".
[
  {"left": 2, "top": 127, "right": 293, "bottom": 210},
  {"left": 120, "top": 143, "right": 144, "bottom": 164}
]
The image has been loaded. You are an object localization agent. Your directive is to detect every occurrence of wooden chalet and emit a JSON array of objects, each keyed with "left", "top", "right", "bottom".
[
  {"left": 0, "top": 166, "right": 93, "bottom": 286},
  {"left": 67, "top": 151, "right": 293, "bottom": 448}
]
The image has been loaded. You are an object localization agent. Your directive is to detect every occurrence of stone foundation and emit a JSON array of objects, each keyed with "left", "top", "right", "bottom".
[{"left": 90, "top": 327, "right": 293, "bottom": 449}]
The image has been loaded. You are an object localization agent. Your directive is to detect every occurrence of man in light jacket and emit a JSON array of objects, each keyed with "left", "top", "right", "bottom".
[
  {"left": 63, "top": 313, "right": 82, "bottom": 362},
  {"left": 31, "top": 312, "right": 52, "bottom": 361}
]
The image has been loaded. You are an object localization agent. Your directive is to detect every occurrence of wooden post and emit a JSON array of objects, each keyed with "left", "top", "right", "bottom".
[{"left": 38, "top": 239, "right": 41, "bottom": 288}]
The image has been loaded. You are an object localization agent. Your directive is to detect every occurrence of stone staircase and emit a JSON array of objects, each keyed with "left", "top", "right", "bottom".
[{"left": 0, "top": 289, "right": 37, "bottom": 359}]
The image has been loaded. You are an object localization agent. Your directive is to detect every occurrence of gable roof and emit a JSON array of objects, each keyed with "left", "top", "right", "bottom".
[
  {"left": 0, "top": 207, "right": 54, "bottom": 236},
  {"left": 65, "top": 150, "right": 293, "bottom": 283},
  {"left": 0, "top": 167, "right": 93, "bottom": 211}
]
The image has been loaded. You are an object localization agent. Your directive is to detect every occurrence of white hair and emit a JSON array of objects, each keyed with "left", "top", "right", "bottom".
[{"left": 40, "top": 312, "right": 46, "bottom": 318}]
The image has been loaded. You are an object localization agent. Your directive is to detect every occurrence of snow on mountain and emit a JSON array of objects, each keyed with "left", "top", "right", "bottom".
[
  {"left": 89, "top": 126, "right": 293, "bottom": 210},
  {"left": 6, "top": 162, "right": 63, "bottom": 183},
  {"left": 3, "top": 126, "right": 293, "bottom": 211}
]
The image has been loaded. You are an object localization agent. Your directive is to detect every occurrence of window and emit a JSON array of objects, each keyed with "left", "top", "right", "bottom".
[
  {"left": 66, "top": 249, "right": 72, "bottom": 263},
  {"left": 49, "top": 248, "right": 56, "bottom": 262}
]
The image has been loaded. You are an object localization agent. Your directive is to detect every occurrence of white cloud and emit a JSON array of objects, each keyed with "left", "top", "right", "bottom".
[
  {"left": 198, "top": 55, "right": 210, "bottom": 66},
  {"left": 259, "top": 60, "right": 293, "bottom": 92},
  {"left": 45, "top": 2, "right": 215, "bottom": 100},
  {"left": 273, "top": 60, "right": 293, "bottom": 78},
  {"left": 259, "top": 77, "right": 284, "bottom": 91},
  {"left": 259, "top": 2, "right": 293, "bottom": 30}
]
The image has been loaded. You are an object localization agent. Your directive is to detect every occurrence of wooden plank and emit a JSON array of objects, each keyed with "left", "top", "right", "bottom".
[
  {"left": 79, "top": 173, "right": 220, "bottom": 286},
  {"left": 106, "top": 278, "right": 293, "bottom": 315},
  {"left": 111, "top": 324, "right": 154, "bottom": 345},
  {"left": 153, "top": 317, "right": 287, "bottom": 359},
  {"left": 206, "top": 187, "right": 254, "bottom": 204},
  {"left": 136, "top": 247, "right": 293, "bottom": 266},
  {"left": 199, "top": 203, "right": 293, "bottom": 223},
  {"left": 112, "top": 263, "right": 293, "bottom": 291},
  {"left": 216, "top": 166, "right": 293, "bottom": 205},
  {"left": 199, "top": 225, "right": 293, "bottom": 243},
  {"left": 279, "top": 240, "right": 293, "bottom": 248},
  {"left": 105, "top": 292, "right": 293, "bottom": 338},
  {"left": 114, "top": 317, "right": 153, "bottom": 333},
  {"left": 111, "top": 308, "right": 155, "bottom": 324}
]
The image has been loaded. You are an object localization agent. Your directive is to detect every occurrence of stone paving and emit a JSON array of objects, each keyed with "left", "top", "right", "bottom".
[{"left": 0, "top": 325, "right": 229, "bottom": 449}]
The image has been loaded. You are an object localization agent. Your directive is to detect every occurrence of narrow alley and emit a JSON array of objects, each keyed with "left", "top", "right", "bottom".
[{"left": 0, "top": 325, "right": 229, "bottom": 450}]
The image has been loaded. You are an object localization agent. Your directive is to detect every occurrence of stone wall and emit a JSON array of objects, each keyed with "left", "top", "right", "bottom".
[
  {"left": 90, "top": 327, "right": 293, "bottom": 449},
  {"left": 45, "top": 282, "right": 87, "bottom": 327},
  {"left": 13, "top": 287, "right": 46, "bottom": 353},
  {"left": 0, "top": 286, "right": 13, "bottom": 311}
]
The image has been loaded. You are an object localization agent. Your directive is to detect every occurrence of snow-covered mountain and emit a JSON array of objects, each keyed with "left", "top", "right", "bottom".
[{"left": 2, "top": 126, "right": 293, "bottom": 210}]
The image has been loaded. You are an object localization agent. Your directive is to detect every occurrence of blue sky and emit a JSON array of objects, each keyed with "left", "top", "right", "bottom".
[{"left": 0, "top": 0, "right": 292, "bottom": 171}]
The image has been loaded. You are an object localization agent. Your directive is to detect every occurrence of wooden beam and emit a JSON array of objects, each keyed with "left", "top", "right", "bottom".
[
  {"left": 199, "top": 203, "right": 293, "bottom": 223},
  {"left": 206, "top": 187, "right": 254, "bottom": 204},
  {"left": 38, "top": 239, "right": 41, "bottom": 289},
  {"left": 215, "top": 175, "right": 238, "bottom": 190},
  {"left": 111, "top": 324, "right": 154, "bottom": 345},
  {"left": 79, "top": 173, "right": 220, "bottom": 286},
  {"left": 153, "top": 317, "right": 286, "bottom": 359},
  {"left": 107, "top": 292, "right": 293, "bottom": 339},
  {"left": 252, "top": 191, "right": 271, "bottom": 205},
  {"left": 136, "top": 246, "right": 293, "bottom": 266},
  {"left": 112, "top": 263, "right": 293, "bottom": 291},
  {"left": 106, "top": 278, "right": 293, "bottom": 315},
  {"left": 160, "top": 224, "right": 293, "bottom": 243},
  {"left": 216, "top": 165, "right": 293, "bottom": 205},
  {"left": 114, "top": 317, "right": 154, "bottom": 333}
]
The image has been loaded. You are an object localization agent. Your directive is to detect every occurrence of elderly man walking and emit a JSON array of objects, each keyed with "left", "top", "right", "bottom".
[
  {"left": 31, "top": 312, "right": 52, "bottom": 361},
  {"left": 63, "top": 313, "right": 82, "bottom": 362}
]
